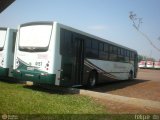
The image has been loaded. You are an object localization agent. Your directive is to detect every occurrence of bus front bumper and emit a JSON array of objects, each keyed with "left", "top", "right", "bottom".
[
  {"left": 0, "top": 67, "right": 9, "bottom": 77},
  {"left": 12, "top": 69, "right": 56, "bottom": 84}
]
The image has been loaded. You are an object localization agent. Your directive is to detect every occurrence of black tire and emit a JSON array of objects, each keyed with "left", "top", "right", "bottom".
[
  {"left": 128, "top": 71, "right": 134, "bottom": 80},
  {"left": 87, "top": 71, "right": 97, "bottom": 88}
]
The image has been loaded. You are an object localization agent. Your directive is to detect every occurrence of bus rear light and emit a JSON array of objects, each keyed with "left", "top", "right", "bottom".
[{"left": 45, "top": 61, "right": 50, "bottom": 70}]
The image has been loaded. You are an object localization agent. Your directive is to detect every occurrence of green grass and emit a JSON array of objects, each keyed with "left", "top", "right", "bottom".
[{"left": 0, "top": 80, "right": 107, "bottom": 114}]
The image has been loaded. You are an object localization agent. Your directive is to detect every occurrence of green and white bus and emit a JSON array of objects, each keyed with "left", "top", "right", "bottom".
[
  {"left": 0, "top": 27, "right": 17, "bottom": 77},
  {"left": 13, "top": 21, "right": 138, "bottom": 87}
]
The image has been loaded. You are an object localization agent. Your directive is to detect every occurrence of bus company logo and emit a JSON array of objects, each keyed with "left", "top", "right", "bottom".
[
  {"left": 1, "top": 114, "right": 8, "bottom": 120},
  {"left": 37, "top": 54, "right": 48, "bottom": 59}
]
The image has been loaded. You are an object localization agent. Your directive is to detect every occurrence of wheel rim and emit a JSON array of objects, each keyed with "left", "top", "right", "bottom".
[
  {"left": 129, "top": 73, "right": 133, "bottom": 80},
  {"left": 90, "top": 75, "right": 96, "bottom": 86}
]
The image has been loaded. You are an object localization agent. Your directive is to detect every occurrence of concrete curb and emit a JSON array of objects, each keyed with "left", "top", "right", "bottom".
[
  {"left": 24, "top": 84, "right": 160, "bottom": 109},
  {"left": 79, "top": 89, "right": 160, "bottom": 109}
]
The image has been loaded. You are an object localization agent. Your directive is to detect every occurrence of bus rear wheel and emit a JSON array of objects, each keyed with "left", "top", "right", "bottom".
[
  {"left": 128, "top": 71, "right": 133, "bottom": 80},
  {"left": 87, "top": 71, "right": 97, "bottom": 88}
]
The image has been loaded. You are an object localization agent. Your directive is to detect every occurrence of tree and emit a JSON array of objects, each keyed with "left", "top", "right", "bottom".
[
  {"left": 138, "top": 54, "right": 155, "bottom": 62},
  {"left": 129, "top": 11, "right": 160, "bottom": 52}
]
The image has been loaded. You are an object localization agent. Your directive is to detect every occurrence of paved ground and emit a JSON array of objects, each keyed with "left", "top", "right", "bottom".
[
  {"left": 137, "top": 69, "right": 160, "bottom": 81},
  {"left": 83, "top": 69, "right": 160, "bottom": 113},
  {"left": 90, "top": 69, "right": 160, "bottom": 101}
]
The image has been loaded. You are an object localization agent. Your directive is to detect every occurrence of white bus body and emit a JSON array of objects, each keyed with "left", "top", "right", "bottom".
[
  {"left": 146, "top": 61, "right": 154, "bottom": 68},
  {"left": 154, "top": 61, "right": 160, "bottom": 69},
  {"left": 0, "top": 27, "right": 17, "bottom": 77},
  {"left": 13, "top": 22, "right": 138, "bottom": 87},
  {"left": 138, "top": 60, "right": 146, "bottom": 68}
]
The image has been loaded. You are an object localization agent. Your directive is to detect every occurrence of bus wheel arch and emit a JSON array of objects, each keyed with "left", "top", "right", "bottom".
[{"left": 87, "top": 69, "right": 98, "bottom": 88}]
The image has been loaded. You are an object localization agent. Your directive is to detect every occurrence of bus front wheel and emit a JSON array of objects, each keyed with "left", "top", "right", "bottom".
[
  {"left": 87, "top": 71, "right": 97, "bottom": 88},
  {"left": 128, "top": 71, "right": 134, "bottom": 80}
]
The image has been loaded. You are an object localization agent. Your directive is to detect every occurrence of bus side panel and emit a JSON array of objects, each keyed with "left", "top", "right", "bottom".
[
  {"left": 0, "top": 29, "right": 16, "bottom": 77},
  {"left": 84, "top": 59, "right": 133, "bottom": 81},
  {"left": 52, "top": 23, "right": 62, "bottom": 86},
  {"left": 82, "top": 60, "right": 117, "bottom": 85},
  {"left": 7, "top": 29, "right": 17, "bottom": 77},
  {"left": 0, "top": 49, "right": 9, "bottom": 76},
  {"left": 0, "top": 29, "right": 8, "bottom": 76}
]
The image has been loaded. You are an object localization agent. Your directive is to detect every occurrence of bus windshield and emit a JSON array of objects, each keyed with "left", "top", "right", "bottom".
[
  {"left": 19, "top": 24, "right": 52, "bottom": 52},
  {"left": 0, "top": 29, "right": 7, "bottom": 50}
]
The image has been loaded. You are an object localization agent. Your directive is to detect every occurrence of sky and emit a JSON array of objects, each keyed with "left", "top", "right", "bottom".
[{"left": 0, "top": 0, "right": 160, "bottom": 60}]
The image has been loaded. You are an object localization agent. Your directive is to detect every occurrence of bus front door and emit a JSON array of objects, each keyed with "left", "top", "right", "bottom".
[
  {"left": 73, "top": 38, "right": 84, "bottom": 86},
  {"left": 60, "top": 38, "right": 84, "bottom": 87}
]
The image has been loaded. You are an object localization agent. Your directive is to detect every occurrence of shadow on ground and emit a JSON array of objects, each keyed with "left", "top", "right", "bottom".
[
  {"left": 0, "top": 77, "right": 150, "bottom": 95},
  {"left": 24, "top": 79, "right": 149, "bottom": 95},
  {"left": 86, "top": 79, "right": 150, "bottom": 93},
  {"left": 0, "top": 77, "right": 20, "bottom": 84},
  {"left": 23, "top": 84, "right": 80, "bottom": 95},
  {"left": 26, "top": 78, "right": 149, "bottom": 95}
]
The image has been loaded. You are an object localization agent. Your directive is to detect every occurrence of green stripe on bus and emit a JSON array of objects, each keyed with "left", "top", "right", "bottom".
[
  {"left": 13, "top": 69, "right": 56, "bottom": 84},
  {"left": 0, "top": 67, "right": 9, "bottom": 77}
]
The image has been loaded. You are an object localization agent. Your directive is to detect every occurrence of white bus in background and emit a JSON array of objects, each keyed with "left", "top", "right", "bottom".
[
  {"left": 0, "top": 27, "right": 17, "bottom": 77},
  {"left": 138, "top": 60, "right": 146, "bottom": 68},
  {"left": 154, "top": 61, "right": 160, "bottom": 69},
  {"left": 146, "top": 60, "right": 154, "bottom": 68},
  {"left": 13, "top": 21, "right": 138, "bottom": 87}
]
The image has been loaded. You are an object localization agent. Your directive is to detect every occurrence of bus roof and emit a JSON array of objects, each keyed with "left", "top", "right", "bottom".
[
  {"left": 0, "top": 27, "right": 17, "bottom": 31},
  {"left": 0, "top": 27, "right": 7, "bottom": 30},
  {"left": 57, "top": 22, "right": 137, "bottom": 53},
  {"left": 19, "top": 21, "right": 137, "bottom": 53}
]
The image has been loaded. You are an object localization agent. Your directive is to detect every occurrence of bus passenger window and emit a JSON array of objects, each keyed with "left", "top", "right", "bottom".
[
  {"left": 99, "top": 42, "right": 104, "bottom": 51},
  {"left": 85, "top": 39, "right": 91, "bottom": 48},
  {"left": 99, "top": 42, "right": 106, "bottom": 60},
  {"left": 104, "top": 44, "right": 109, "bottom": 52},
  {"left": 124, "top": 50, "right": 129, "bottom": 62},
  {"left": 92, "top": 40, "right": 98, "bottom": 50},
  {"left": 109, "top": 45, "right": 117, "bottom": 61},
  {"left": 85, "top": 39, "right": 92, "bottom": 58},
  {"left": 60, "top": 29, "right": 73, "bottom": 56}
]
